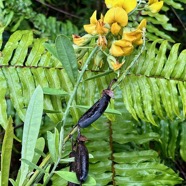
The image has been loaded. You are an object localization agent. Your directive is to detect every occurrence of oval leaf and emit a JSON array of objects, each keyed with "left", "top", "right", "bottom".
[{"left": 55, "top": 35, "right": 78, "bottom": 84}]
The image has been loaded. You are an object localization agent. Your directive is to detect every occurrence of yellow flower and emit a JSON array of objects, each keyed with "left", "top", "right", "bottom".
[
  {"left": 123, "top": 19, "right": 146, "bottom": 45},
  {"left": 72, "top": 34, "right": 92, "bottom": 46},
  {"left": 148, "top": 0, "right": 163, "bottom": 13},
  {"left": 107, "top": 55, "right": 124, "bottom": 71},
  {"left": 105, "top": 0, "right": 137, "bottom": 13},
  {"left": 110, "top": 39, "right": 133, "bottom": 57},
  {"left": 111, "top": 61, "right": 124, "bottom": 71},
  {"left": 84, "top": 11, "right": 109, "bottom": 35},
  {"left": 104, "top": 7, "right": 128, "bottom": 35}
]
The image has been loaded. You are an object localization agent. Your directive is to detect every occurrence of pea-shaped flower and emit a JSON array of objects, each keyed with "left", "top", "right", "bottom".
[
  {"left": 84, "top": 11, "right": 109, "bottom": 35},
  {"left": 104, "top": 7, "right": 128, "bottom": 35}
]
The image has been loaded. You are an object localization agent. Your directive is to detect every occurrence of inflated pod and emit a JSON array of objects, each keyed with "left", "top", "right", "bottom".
[
  {"left": 77, "top": 79, "right": 116, "bottom": 128},
  {"left": 75, "top": 135, "right": 89, "bottom": 184}
]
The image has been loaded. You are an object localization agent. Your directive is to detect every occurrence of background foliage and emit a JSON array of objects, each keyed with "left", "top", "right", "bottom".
[{"left": 0, "top": 0, "right": 186, "bottom": 186}]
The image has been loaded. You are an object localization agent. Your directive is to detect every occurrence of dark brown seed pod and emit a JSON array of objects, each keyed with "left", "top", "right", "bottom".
[
  {"left": 77, "top": 79, "right": 116, "bottom": 128},
  {"left": 75, "top": 135, "right": 89, "bottom": 184},
  {"left": 68, "top": 142, "right": 80, "bottom": 186}
]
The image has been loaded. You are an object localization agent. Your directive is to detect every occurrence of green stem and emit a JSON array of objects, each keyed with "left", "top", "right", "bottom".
[
  {"left": 61, "top": 45, "right": 99, "bottom": 127},
  {"left": 42, "top": 45, "right": 99, "bottom": 186},
  {"left": 112, "top": 28, "right": 146, "bottom": 90},
  {"left": 26, "top": 46, "right": 99, "bottom": 186},
  {"left": 25, "top": 154, "right": 51, "bottom": 186}
]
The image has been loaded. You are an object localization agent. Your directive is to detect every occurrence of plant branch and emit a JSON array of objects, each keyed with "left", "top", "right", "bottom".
[
  {"left": 41, "top": 46, "right": 99, "bottom": 186},
  {"left": 112, "top": 28, "right": 146, "bottom": 90}
]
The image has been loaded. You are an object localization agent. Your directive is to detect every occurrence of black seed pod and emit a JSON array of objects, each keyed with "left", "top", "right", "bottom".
[
  {"left": 77, "top": 79, "right": 116, "bottom": 128},
  {"left": 68, "top": 142, "right": 80, "bottom": 186},
  {"left": 75, "top": 135, "right": 89, "bottom": 184}
]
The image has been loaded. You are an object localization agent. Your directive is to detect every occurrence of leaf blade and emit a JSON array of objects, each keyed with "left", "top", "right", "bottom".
[
  {"left": 55, "top": 35, "right": 78, "bottom": 84},
  {"left": 19, "top": 85, "right": 43, "bottom": 186},
  {"left": 1, "top": 117, "right": 14, "bottom": 186}
]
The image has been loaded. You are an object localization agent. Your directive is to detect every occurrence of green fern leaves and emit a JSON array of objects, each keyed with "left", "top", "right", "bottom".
[{"left": 122, "top": 40, "right": 186, "bottom": 125}]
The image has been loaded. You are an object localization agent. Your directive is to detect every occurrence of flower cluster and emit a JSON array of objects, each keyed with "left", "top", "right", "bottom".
[{"left": 73, "top": 0, "right": 163, "bottom": 71}]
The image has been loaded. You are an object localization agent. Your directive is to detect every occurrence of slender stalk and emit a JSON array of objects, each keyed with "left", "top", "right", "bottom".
[
  {"left": 61, "top": 45, "right": 99, "bottom": 127},
  {"left": 112, "top": 28, "right": 146, "bottom": 90},
  {"left": 42, "top": 46, "right": 99, "bottom": 185},
  {"left": 26, "top": 46, "right": 99, "bottom": 186},
  {"left": 25, "top": 154, "right": 51, "bottom": 186}
]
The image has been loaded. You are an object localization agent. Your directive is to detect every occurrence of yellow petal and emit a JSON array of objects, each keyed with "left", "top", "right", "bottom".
[
  {"left": 90, "top": 11, "right": 98, "bottom": 24},
  {"left": 148, "top": 1, "right": 163, "bottom": 13},
  {"left": 122, "top": 0, "right": 137, "bottom": 13},
  {"left": 105, "top": 0, "right": 113, "bottom": 8},
  {"left": 134, "top": 38, "right": 143, "bottom": 45},
  {"left": 115, "top": 39, "right": 133, "bottom": 48},
  {"left": 105, "top": 0, "right": 124, "bottom": 8},
  {"left": 148, "top": 0, "right": 158, "bottom": 5},
  {"left": 111, "top": 61, "right": 124, "bottom": 71},
  {"left": 96, "top": 20, "right": 109, "bottom": 35},
  {"left": 84, "top": 24, "right": 97, "bottom": 35},
  {"left": 110, "top": 43, "right": 125, "bottom": 57},
  {"left": 111, "top": 22, "right": 121, "bottom": 35},
  {"left": 122, "top": 45, "right": 134, "bottom": 56},
  {"left": 110, "top": 40, "right": 133, "bottom": 56},
  {"left": 72, "top": 34, "right": 92, "bottom": 46},
  {"left": 137, "top": 19, "right": 147, "bottom": 30},
  {"left": 104, "top": 7, "right": 128, "bottom": 27}
]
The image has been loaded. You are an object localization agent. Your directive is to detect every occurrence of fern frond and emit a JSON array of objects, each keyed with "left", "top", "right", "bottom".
[{"left": 121, "top": 40, "right": 186, "bottom": 125}]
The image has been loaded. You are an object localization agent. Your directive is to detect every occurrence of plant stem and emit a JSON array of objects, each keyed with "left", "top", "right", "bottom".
[
  {"left": 61, "top": 45, "right": 99, "bottom": 127},
  {"left": 25, "top": 154, "right": 51, "bottom": 186},
  {"left": 112, "top": 28, "right": 146, "bottom": 90},
  {"left": 42, "top": 45, "right": 99, "bottom": 185}
]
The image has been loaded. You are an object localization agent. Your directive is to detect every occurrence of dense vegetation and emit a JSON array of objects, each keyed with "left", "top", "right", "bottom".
[{"left": 0, "top": 0, "right": 186, "bottom": 186}]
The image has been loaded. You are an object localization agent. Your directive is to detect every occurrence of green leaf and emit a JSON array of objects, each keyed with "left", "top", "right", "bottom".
[
  {"left": 114, "top": 150, "right": 159, "bottom": 164},
  {"left": 43, "top": 87, "right": 68, "bottom": 96},
  {"left": 19, "top": 85, "right": 43, "bottom": 186},
  {"left": 113, "top": 132, "right": 160, "bottom": 144},
  {"left": 0, "top": 69, "right": 7, "bottom": 129},
  {"left": 55, "top": 34, "right": 78, "bottom": 84},
  {"left": 55, "top": 171, "right": 96, "bottom": 186},
  {"left": 115, "top": 162, "right": 182, "bottom": 186},
  {"left": 47, "top": 128, "right": 59, "bottom": 162},
  {"left": 180, "top": 122, "right": 186, "bottom": 162},
  {"left": 44, "top": 43, "right": 59, "bottom": 60},
  {"left": 1, "top": 117, "right": 14, "bottom": 186},
  {"left": 84, "top": 70, "right": 113, "bottom": 81},
  {"left": 32, "top": 137, "right": 45, "bottom": 168},
  {"left": 21, "top": 159, "right": 46, "bottom": 173}
]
